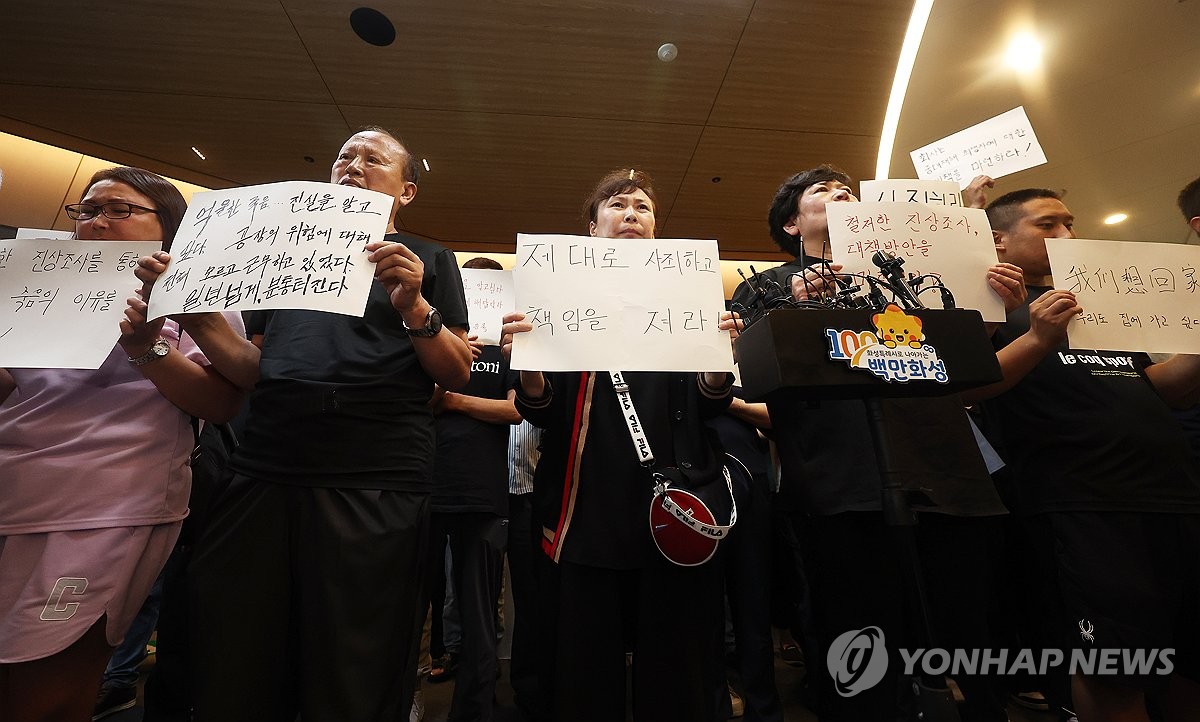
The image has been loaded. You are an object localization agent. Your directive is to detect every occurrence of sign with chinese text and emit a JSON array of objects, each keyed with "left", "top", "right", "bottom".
[
  {"left": 510, "top": 234, "right": 734, "bottom": 372},
  {"left": 0, "top": 238, "right": 159, "bottom": 368},
  {"left": 1047, "top": 238, "right": 1200, "bottom": 353},
  {"left": 147, "top": 181, "right": 390, "bottom": 318}
]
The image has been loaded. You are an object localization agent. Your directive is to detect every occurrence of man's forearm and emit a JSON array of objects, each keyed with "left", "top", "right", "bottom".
[
  {"left": 1146, "top": 354, "right": 1200, "bottom": 409},
  {"left": 412, "top": 326, "right": 472, "bottom": 391},
  {"left": 178, "top": 313, "right": 262, "bottom": 391}
]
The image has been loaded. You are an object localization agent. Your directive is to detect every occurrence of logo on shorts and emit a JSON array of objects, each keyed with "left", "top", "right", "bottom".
[
  {"left": 826, "top": 626, "right": 889, "bottom": 697},
  {"left": 40, "top": 577, "right": 89, "bottom": 621},
  {"left": 1079, "top": 619, "right": 1095, "bottom": 644}
]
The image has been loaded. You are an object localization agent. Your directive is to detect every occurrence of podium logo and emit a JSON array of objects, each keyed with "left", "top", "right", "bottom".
[
  {"left": 825, "top": 305, "right": 949, "bottom": 384},
  {"left": 827, "top": 626, "right": 889, "bottom": 697}
]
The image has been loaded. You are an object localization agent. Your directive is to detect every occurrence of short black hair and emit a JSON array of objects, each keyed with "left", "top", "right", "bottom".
[
  {"left": 357, "top": 125, "right": 421, "bottom": 185},
  {"left": 463, "top": 256, "right": 503, "bottom": 270},
  {"left": 985, "top": 188, "right": 1062, "bottom": 232},
  {"left": 767, "top": 165, "right": 851, "bottom": 256},
  {"left": 1178, "top": 176, "right": 1200, "bottom": 223}
]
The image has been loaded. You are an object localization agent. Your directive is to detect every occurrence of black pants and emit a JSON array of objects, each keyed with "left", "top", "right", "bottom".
[
  {"left": 723, "top": 471, "right": 784, "bottom": 722},
  {"left": 554, "top": 558, "right": 725, "bottom": 722},
  {"left": 436, "top": 512, "right": 507, "bottom": 722},
  {"left": 799, "top": 511, "right": 1007, "bottom": 722},
  {"left": 425, "top": 516, "right": 452, "bottom": 660},
  {"left": 187, "top": 474, "right": 430, "bottom": 722},
  {"left": 506, "top": 492, "right": 551, "bottom": 721}
]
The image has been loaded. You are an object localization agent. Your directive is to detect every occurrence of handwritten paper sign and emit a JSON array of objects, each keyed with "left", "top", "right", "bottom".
[
  {"left": 1047, "top": 238, "right": 1200, "bottom": 354},
  {"left": 147, "top": 181, "right": 391, "bottom": 319},
  {"left": 0, "top": 239, "right": 159, "bottom": 369},
  {"left": 17, "top": 228, "right": 74, "bottom": 239},
  {"left": 859, "top": 179, "right": 961, "bottom": 207},
  {"left": 910, "top": 107, "right": 1047, "bottom": 188},
  {"left": 510, "top": 234, "right": 734, "bottom": 372},
  {"left": 461, "top": 268, "right": 514, "bottom": 345},
  {"left": 828, "top": 202, "right": 1006, "bottom": 322}
]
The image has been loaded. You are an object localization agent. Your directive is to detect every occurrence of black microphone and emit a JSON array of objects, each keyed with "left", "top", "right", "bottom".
[
  {"left": 939, "top": 284, "right": 956, "bottom": 310},
  {"left": 863, "top": 276, "right": 889, "bottom": 311},
  {"left": 871, "top": 250, "right": 925, "bottom": 309}
]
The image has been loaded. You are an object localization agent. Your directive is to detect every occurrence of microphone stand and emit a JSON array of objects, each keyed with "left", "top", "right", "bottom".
[{"left": 863, "top": 397, "right": 961, "bottom": 722}]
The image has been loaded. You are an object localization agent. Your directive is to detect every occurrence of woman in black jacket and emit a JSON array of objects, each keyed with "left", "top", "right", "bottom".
[{"left": 501, "top": 168, "right": 738, "bottom": 721}]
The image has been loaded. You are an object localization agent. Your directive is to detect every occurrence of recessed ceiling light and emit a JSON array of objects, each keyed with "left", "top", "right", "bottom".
[
  {"left": 1005, "top": 33, "right": 1042, "bottom": 73},
  {"left": 422, "top": 158, "right": 431, "bottom": 172},
  {"left": 350, "top": 7, "right": 396, "bottom": 47},
  {"left": 657, "top": 43, "right": 678, "bottom": 62},
  {"left": 1104, "top": 212, "right": 1128, "bottom": 225},
  {"left": 190, "top": 146, "right": 206, "bottom": 160}
]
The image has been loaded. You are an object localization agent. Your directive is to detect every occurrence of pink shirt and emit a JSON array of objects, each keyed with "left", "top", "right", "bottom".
[{"left": 0, "top": 313, "right": 245, "bottom": 534}]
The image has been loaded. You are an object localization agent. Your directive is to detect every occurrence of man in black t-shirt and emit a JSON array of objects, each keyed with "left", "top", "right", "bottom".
[
  {"left": 146, "top": 127, "right": 473, "bottom": 721},
  {"left": 424, "top": 256, "right": 520, "bottom": 722},
  {"left": 978, "top": 188, "right": 1200, "bottom": 722}
]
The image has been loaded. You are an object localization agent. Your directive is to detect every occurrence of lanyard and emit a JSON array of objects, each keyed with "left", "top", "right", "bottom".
[{"left": 610, "top": 371, "right": 656, "bottom": 470}]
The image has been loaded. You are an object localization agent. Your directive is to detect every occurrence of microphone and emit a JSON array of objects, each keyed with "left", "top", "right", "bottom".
[
  {"left": 939, "top": 285, "right": 956, "bottom": 310},
  {"left": 871, "top": 250, "right": 925, "bottom": 309},
  {"left": 863, "top": 276, "right": 889, "bottom": 311}
]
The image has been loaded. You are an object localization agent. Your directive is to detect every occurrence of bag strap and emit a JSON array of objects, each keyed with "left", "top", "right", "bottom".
[
  {"left": 610, "top": 371, "right": 656, "bottom": 469},
  {"left": 609, "top": 371, "right": 736, "bottom": 539},
  {"left": 658, "top": 465, "right": 737, "bottom": 539}
]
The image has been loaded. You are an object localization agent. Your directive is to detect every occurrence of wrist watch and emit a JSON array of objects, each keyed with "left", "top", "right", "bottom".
[
  {"left": 128, "top": 337, "right": 171, "bottom": 366},
  {"left": 403, "top": 307, "right": 443, "bottom": 338}
]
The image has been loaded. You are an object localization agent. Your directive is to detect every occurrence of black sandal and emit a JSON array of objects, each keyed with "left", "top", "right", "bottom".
[{"left": 427, "top": 653, "right": 458, "bottom": 683}]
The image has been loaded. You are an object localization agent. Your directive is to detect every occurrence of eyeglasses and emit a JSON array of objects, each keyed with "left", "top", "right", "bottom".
[{"left": 64, "top": 202, "right": 159, "bottom": 221}]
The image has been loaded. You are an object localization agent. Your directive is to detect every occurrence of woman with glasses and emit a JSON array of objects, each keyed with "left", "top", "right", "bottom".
[{"left": 0, "top": 167, "right": 245, "bottom": 721}]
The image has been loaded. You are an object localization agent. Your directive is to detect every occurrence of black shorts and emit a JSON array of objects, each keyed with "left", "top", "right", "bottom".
[{"left": 1050, "top": 511, "right": 1200, "bottom": 685}]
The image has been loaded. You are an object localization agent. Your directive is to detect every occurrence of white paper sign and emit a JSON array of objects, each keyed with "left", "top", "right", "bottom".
[
  {"left": 859, "top": 179, "right": 962, "bottom": 207},
  {"left": 461, "top": 268, "right": 514, "bottom": 345},
  {"left": 910, "top": 107, "right": 1047, "bottom": 188},
  {"left": 1047, "top": 238, "right": 1200, "bottom": 354},
  {"left": 828, "top": 202, "right": 1006, "bottom": 322},
  {"left": 0, "top": 239, "right": 160, "bottom": 368},
  {"left": 147, "top": 181, "right": 391, "bottom": 318},
  {"left": 510, "top": 234, "right": 734, "bottom": 372},
  {"left": 17, "top": 228, "right": 74, "bottom": 239}
]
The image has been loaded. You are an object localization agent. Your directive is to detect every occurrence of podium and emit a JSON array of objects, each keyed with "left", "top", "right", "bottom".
[
  {"left": 737, "top": 308, "right": 1001, "bottom": 722},
  {"left": 737, "top": 308, "right": 1001, "bottom": 402}
]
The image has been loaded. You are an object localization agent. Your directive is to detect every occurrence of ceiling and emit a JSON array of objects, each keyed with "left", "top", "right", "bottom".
[{"left": 1, "top": 0, "right": 1198, "bottom": 260}]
